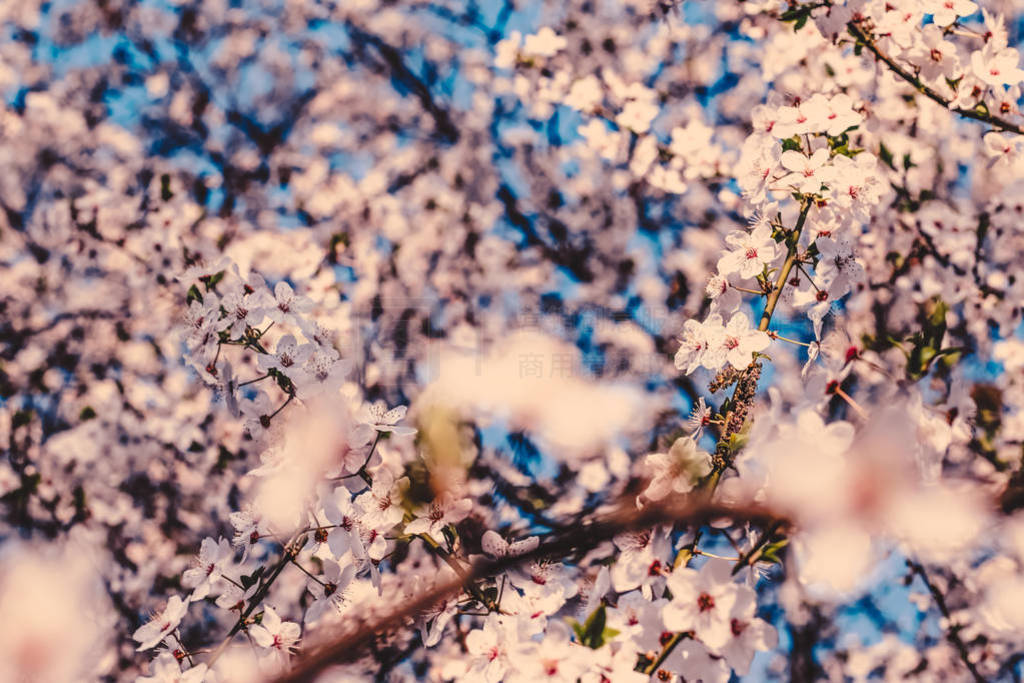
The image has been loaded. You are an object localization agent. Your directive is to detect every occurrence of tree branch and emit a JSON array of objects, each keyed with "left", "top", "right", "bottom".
[{"left": 271, "top": 500, "right": 782, "bottom": 683}]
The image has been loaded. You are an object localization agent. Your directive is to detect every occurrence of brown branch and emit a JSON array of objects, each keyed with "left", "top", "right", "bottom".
[
  {"left": 271, "top": 500, "right": 783, "bottom": 683},
  {"left": 907, "top": 560, "right": 986, "bottom": 683},
  {"left": 847, "top": 20, "right": 1024, "bottom": 135}
]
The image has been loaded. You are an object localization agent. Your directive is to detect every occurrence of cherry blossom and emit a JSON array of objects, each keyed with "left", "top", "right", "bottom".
[
  {"left": 135, "top": 654, "right": 208, "bottom": 683},
  {"left": 643, "top": 438, "right": 713, "bottom": 501},
  {"left": 405, "top": 494, "right": 473, "bottom": 542},
  {"left": 250, "top": 606, "right": 301, "bottom": 664},
  {"left": 133, "top": 595, "right": 189, "bottom": 651},
  {"left": 662, "top": 559, "right": 741, "bottom": 651},
  {"left": 181, "top": 537, "right": 233, "bottom": 601}
]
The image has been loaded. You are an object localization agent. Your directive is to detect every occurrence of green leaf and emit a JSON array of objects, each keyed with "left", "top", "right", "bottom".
[
  {"left": 79, "top": 406, "right": 97, "bottom": 421},
  {"left": 878, "top": 142, "right": 895, "bottom": 170},
  {"left": 12, "top": 409, "right": 33, "bottom": 429},
  {"left": 577, "top": 605, "right": 611, "bottom": 648},
  {"left": 160, "top": 173, "right": 173, "bottom": 202},
  {"left": 240, "top": 566, "right": 265, "bottom": 590},
  {"left": 727, "top": 431, "right": 748, "bottom": 455},
  {"left": 760, "top": 539, "right": 789, "bottom": 565},
  {"left": 781, "top": 136, "right": 802, "bottom": 153},
  {"left": 924, "top": 298, "right": 948, "bottom": 349},
  {"left": 186, "top": 284, "right": 203, "bottom": 305},
  {"left": 205, "top": 270, "right": 226, "bottom": 290}
]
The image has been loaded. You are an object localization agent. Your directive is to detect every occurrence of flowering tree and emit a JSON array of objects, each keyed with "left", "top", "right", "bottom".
[{"left": 2, "top": 0, "right": 1024, "bottom": 680}]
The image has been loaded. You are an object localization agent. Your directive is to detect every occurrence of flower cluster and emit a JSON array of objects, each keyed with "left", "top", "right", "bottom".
[{"left": 2, "top": 1, "right": 1024, "bottom": 682}]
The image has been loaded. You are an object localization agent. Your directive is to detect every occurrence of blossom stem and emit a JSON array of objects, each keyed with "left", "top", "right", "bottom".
[
  {"left": 238, "top": 373, "right": 271, "bottom": 387},
  {"left": 222, "top": 575, "right": 245, "bottom": 589},
  {"left": 338, "top": 432, "right": 383, "bottom": 486},
  {"left": 693, "top": 549, "right": 739, "bottom": 561},
  {"left": 833, "top": 386, "right": 868, "bottom": 419},
  {"left": 731, "top": 520, "right": 785, "bottom": 576},
  {"left": 289, "top": 558, "right": 326, "bottom": 586},
  {"left": 767, "top": 330, "right": 812, "bottom": 347},
  {"left": 268, "top": 394, "right": 294, "bottom": 421},
  {"left": 794, "top": 261, "right": 823, "bottom": 293},
  {"left": 643, "top": 632, "right": 688, "bottom": 676},
  {"left": 172, "top": 631, "right": 195, "bottom": 667}
]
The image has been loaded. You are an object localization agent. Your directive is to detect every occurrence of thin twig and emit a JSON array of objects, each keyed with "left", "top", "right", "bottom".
[
  {"left": 847, "top": 21, "right": 1023, "bottom": 135},
  {"left": 907, "top": 560, "right": 986, "bottom": 683}
]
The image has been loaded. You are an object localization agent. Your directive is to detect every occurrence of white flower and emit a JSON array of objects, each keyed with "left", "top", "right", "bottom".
[
  {"left": 215, "top": 581, "right": 256, "bottom": 611},
  {"left": 465, "top": 615, "right": 523, "bottom": 683},
  {"left": 305, "top": 559, "right": 355, "bottom": 624},
  {"left": 705, "top": 312, "right": 770, "bottom": 370},
  {"left": 322, "top": 487, "right": 367, "bottom": 560},
  {"left": 354, "top": 468, "right": 407, "bottom": 531},
  {"left": 183, "top": 299, "right": 219, "bottom": 354},
  {"left": 644, "top": 437, "right": 712, "bottom": 500},
  {"left": 717, "top": 223, "right": 779, "bottom": 280},
  {"left": 779, "top": 148, "right": 832, "bottom": 195},
  {"left": 772, "top": 102, "right": 817, "bottom": 139},
  {"left": 610, "top": 527, "right": 671, "bottom": 597},
  {"left": 921, "top": 0, "right": 977, "bottom": 26},
  {"left": 616, "top": 100, "right": 659, "bottom": 134},
  {"left": 265, "top": 281, "right": 313, "bottom": 326},
  {"left": 661, "top": 638, "right": 731, "bottom": 683},
  {"left": 405, "top": 494, "right": 473, "bottom": 542},
  {"left": 663, "top": 559, "right": 739, "bottom": 651},
  {"left": 250, "top": 606, "right": 301, "bottom": 660},
  {"left": 705, "top": 274, "right": 741, "bottom": 316},
  {"left": 217, "top": 290, "right": 264, "bottom": 338},
  {"left": 257, "top": 334, "right": 313, "bottom": 378},
  {"left": 133, "top": 595, "right": 189, "bottom": 651},
  {"left": 908, "top": 25, "right": 960, "bottom": 82},
  {"left": 422, "top": 598, "right": 459, "bottom": 648},
  {"left": 364, "top": 401, "right": 417, "bottom": 436},
  {"left": 578, "top": 119, "right": 623, "bottom": 160},
  {"left": 564, "top": 75, "right": 603, "bottom": 111},
  {"left": 604, "top": 590, "right": 668, "bottom": 652},
  {"left": 522, "top": 27, "right": 566, "bottom": 58},
  {"left": 135, "top": 653, "right": 208, "bottom": 683},
  {"left": 494, "top": 31, "right": 522, "bottom": 69},
  {"left": 674, "top": 318, "right": 713, "bottom": 375},
  {"left": 510, "top": 621, "right": 587, "bottom": 682},
  {"left": 481, "top": 530, "right": 540, "bottom": 558},
  {"left": 799, "top": 93, "right": 862, "bottom": 136},
  {"left": 293, "top": 348, "right": 351, "bottom": 400},
  {"left": 971, "top": 46, "right": 1024, "bottom": 87},
  {"left": 687, "top": 396, "right": 712, "bottom": 439},
  {"left": 815, "top": 234, "right": 864, "bottom": 299},
  {"left": 984, "top": 131, "right": 1022, "bottom": 164},
  {"left": 181, "top": 537, "right": 233, "bottom": 600},
  {"left": 719, "top": 588, "right": 778, "bottom": 675},
  {"left": 508, "top": 560, "right": 579, "bottom": 616},
  {"left": 229, "top": 505, "right": 271, "bottom": 561}
]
